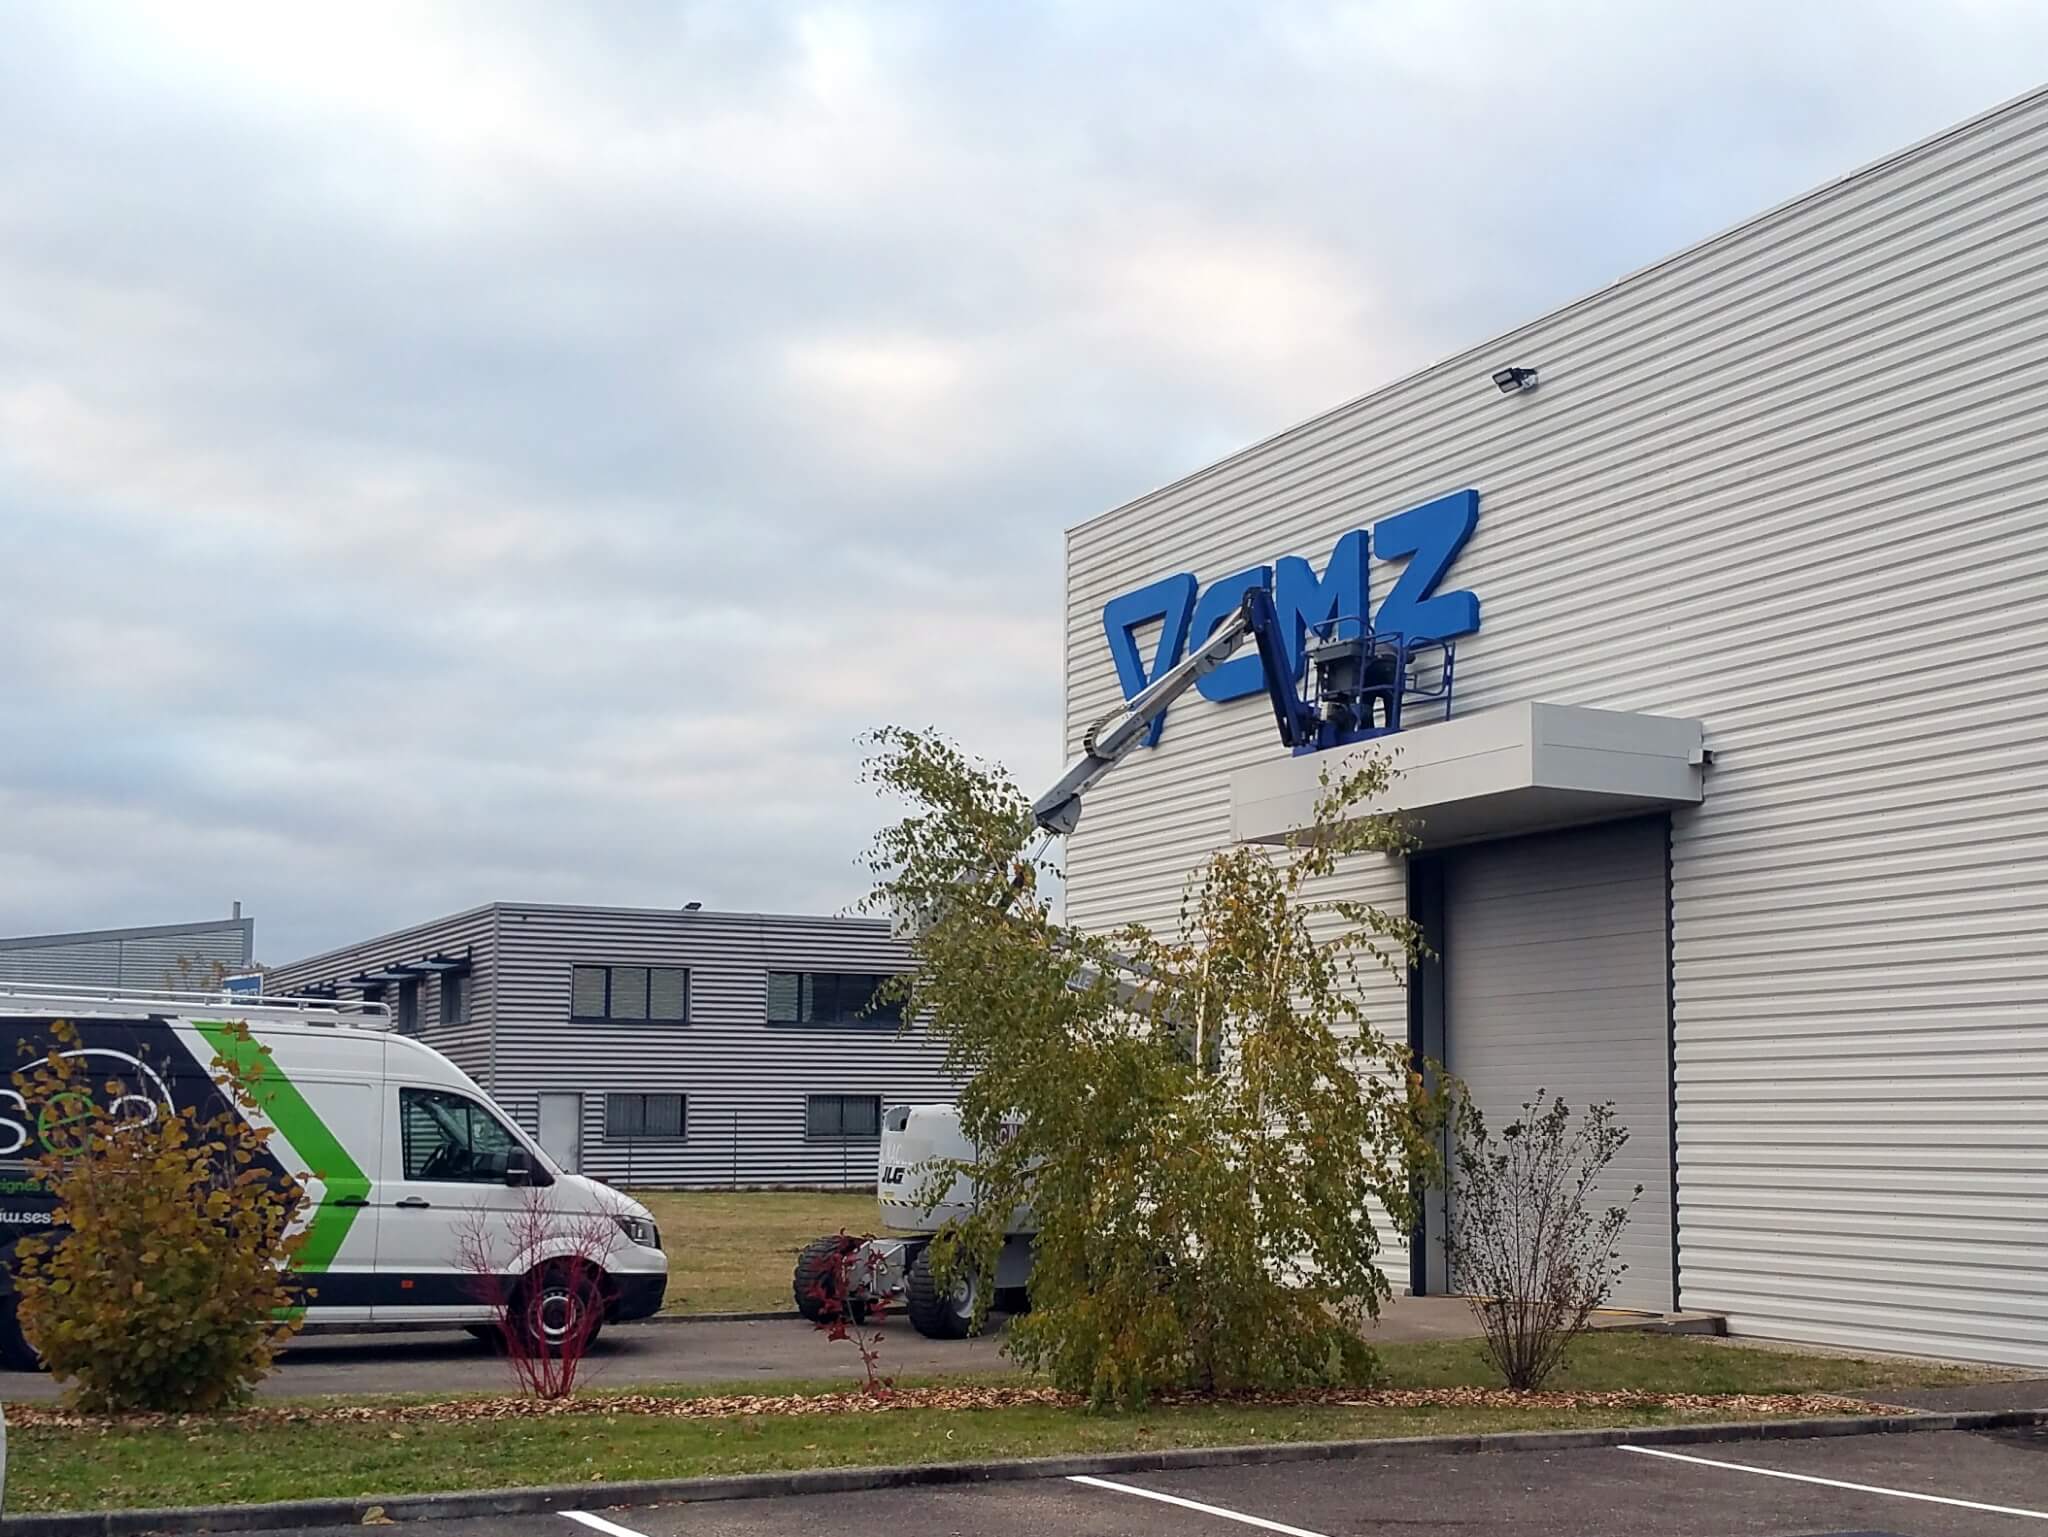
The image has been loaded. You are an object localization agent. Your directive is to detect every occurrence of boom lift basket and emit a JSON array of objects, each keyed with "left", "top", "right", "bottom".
[{"left": 1295, "top": 616, "right": 1457, "bottom": 754}]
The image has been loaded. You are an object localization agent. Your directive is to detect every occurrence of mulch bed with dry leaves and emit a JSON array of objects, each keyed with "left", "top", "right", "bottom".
[{"left": 6, "top": 1383, "right": 1897, "bottom": 1433}]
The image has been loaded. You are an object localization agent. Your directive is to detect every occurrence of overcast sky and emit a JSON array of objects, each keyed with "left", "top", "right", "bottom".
[{"left": 3, "top": 3, "right": 2044, "bottom": 962}]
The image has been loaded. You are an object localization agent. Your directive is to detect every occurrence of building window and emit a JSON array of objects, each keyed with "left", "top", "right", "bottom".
[
  {"left": 397, "top": 979, "right": 421, "bottom": 1036},
  {"left": 807, "top": 1094, "right": 883, "bottom": 1140},
  {"left": 606, "top": 1092, "right": 686, "bottom": 1140},
  {"left": 439, "top": 971, "right": 469, "bottom": 1026},
  {"left": 570, "top": 965, "right": 689, "bottom": 1023},
  {"left": 399, "top": 1087, "right": 522, "bottom": 1182},
  {"left": 766, "top": 972, "right": 903, "bottom": 1026}
]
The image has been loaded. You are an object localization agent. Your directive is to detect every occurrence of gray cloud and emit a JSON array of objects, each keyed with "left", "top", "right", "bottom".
[{"left": 3, "top": 1, "right": 2045, "bottom": 959}]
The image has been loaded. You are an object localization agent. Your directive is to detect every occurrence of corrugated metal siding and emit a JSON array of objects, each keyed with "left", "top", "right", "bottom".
[
  {"left": 0, "top": 918, "right": 253, "bottom": 989},
  {"left": 488, "top": 905, "right": 956, "bottom": 1189},
  {"left": 1064, "top": 89, "right": 2048, "bottom": 1365},
  {"left": 267, "top": 905, "right": 498, "bottom": 1082},
  {"left": 274, "top": 904, "right": 958, "bottom": 1189}
]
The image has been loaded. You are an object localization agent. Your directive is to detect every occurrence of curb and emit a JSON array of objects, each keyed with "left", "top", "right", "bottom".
[
  {"left": 620, "top": 1310, "right": 799, "bottom": 1326},
  {"left": 1599, "top": 1313, "right": 1727, "bottom": 1338},
  {"left": 6, "top": 1405, "right": 2044, "bottom": 1535}
]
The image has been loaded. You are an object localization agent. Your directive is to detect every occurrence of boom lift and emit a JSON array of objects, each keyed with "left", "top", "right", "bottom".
[{"left": 794, "top": 589, "right": 1458, "bottom": 1338}]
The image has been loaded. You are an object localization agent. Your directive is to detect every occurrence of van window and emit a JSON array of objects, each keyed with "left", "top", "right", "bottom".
[{"left": 400, "top": 1087, "right": 521, "bottom": 1183}]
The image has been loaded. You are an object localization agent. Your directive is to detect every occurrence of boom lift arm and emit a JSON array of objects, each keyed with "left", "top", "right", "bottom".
[
  {"left": 1020, "top": 585, "right": 1311, "bottom": 1033},
  {"left": 1030, "top": 585, "right": 1308, "bottom": 841},
  {"left": 819, "top": 586, "right": 1451, "bottom": 1336}
]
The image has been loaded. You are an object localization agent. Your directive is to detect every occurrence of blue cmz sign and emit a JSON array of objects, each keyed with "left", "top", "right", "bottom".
[{"left": 1102, "top": 488, "right": 1482, "bottom": 746}]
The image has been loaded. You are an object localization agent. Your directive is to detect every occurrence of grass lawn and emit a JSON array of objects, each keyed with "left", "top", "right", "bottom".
[
  {"left": 6, "top": 1334, "right": 1996, "bottom": 1515},
  {"left": 629, "top": 1189, "right": 888, "bottom": 1313},
  {"left": 1373, "top": 1330, "right": 1994, "bottom": 1395},
  {"left": 0, "top": 1399, "right": 1814, "bottom": 1514}
]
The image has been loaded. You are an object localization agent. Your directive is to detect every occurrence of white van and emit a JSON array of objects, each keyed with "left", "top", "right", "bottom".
[{"left": 0, "top": 986, "right": 668, "bottom": 1369}]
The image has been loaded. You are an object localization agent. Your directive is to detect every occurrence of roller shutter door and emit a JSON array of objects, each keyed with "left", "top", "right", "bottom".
[{"left": 1443, "top": 818, "right": 1675, "bottom": 1312}]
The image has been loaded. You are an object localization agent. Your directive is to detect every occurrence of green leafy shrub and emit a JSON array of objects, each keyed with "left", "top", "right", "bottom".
[
  {"left": 12, "top": 1020, "right": 308, "bottom": 1413},
  {"left": 1439, "top": 1090, "right": 1640, "bottom": 1389},
  {"left": 860, "top": 726, "right": 1444, "bottom": 1406}
]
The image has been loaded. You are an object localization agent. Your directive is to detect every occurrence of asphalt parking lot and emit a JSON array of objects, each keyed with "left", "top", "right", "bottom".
[{"left": 222, "top": 1424, "right": 2048, "bottom": 1537}]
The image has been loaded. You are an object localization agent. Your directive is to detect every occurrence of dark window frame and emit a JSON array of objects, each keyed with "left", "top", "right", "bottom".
[
  {"left": 397, "top": 979, "right": 421, "bottom": 1036},
  {"left": 439, "top": 971, "right": 469, "bottom": 1027},
  {"left": 605, "top": 1091, "right": 688, "bottom": 1141},
  {"left": 766, "top": 971, "right": 905, "bottom": 1028},
  {"left": 806, "top": 1093, "right": 883, "bottom": 1141},
  {"left": 569, "top": 963, "right": 690, "bottom": 1024}
]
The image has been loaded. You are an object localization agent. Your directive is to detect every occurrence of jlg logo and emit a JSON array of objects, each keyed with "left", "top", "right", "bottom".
[{"left": 1100, "top": 488, "right": 1482, "bottom": 746}]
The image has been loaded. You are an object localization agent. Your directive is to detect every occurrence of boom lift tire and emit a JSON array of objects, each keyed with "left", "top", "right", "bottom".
[
  {"left": 793, "top": 1234, "right": 869, "bottom": 1324},
  {"left": 905, "top": 1244, "right": 976, "bottom": 1339}
]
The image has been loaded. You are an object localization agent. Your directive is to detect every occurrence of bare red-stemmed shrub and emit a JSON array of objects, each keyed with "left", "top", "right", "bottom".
[
  {"left": 1439, "top": 1090, "right": 1641, "bottom": 1390},
  {"left": 802, "top": 1228, "right": 892, "bottom": 1396},
  {"left": 455, "top": 1190, "right": 622, "bottom": 1399}
]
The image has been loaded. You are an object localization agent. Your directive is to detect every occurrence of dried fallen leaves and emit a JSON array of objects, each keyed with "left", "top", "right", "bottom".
[{"left": 7, "top": 1383, "right": 1891, "bottom": 1433}]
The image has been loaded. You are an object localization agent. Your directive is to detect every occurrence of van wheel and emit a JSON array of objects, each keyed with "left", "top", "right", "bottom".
[
  {"left": 509, "top": 1261, "right": 607, "bottom": 1354},
  {"left": 0, "top": 1297, "right": 46, "bottom": 1372},
  {"left": 905, "top": 1245, "right": 976, "bottom": 1339}
]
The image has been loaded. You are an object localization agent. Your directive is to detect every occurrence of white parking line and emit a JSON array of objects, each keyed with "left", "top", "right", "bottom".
[
  {"left": 560, "top": 1511, "right": 653, "bottom": 1537},
  {"left": 1620, "top": 1444, "right": 2048, "bottom": 1520},
  {"left": 1069, "top": 1474, "right": 1333, "bottom": 1537}
]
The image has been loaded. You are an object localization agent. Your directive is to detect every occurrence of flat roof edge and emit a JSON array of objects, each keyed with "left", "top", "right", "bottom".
[{"left": 0, "top": 916, "right": 253, "bottom": 953}]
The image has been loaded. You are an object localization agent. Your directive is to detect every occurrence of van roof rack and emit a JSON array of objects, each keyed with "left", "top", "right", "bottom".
[{"left": 0, "top": 983, "right": 394, "bottom": 1029}]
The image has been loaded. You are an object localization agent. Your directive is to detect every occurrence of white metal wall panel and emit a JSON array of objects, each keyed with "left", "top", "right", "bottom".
[
  {"left": 268, "top": 905, "right": 498, "bottom": 1081},
  {"left": 0, "top": 918, "right": 253, "bottom": 990},
  {"left": 1443, "top": 820, "right": 1673, "bottom": 1312},
  {"left": 487, "top": 904, "right": 956, "bottom": 1189},
  {"left": 1063, "top": 89, "right": 2048, "bottom": 1365},
  {"left": 276, "top": 903, "right": 960, "bottom": 1189}
]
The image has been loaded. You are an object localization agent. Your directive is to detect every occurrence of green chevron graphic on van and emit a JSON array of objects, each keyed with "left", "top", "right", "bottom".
[{"left": 195, "top": 1021, "right": 369, "bottom": 1274}]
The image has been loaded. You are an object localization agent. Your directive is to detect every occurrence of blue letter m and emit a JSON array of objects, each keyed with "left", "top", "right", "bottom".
[{"left": 1272, "top": 529, "right": 1369, "bottom": 683}]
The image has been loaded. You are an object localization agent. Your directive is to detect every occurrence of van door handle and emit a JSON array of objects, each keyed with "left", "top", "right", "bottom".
[{"left": 395, "top": 1197, "right": 431, "bottom": 1210}]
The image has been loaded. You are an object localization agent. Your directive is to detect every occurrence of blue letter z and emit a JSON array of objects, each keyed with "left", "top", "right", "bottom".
[{"left": 1371, "top": 489, "right": 1481, "bottom": 643}]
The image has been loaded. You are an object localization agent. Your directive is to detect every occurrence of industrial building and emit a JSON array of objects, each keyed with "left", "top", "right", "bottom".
[
  {"left": 0, "top": 911, "right": 254, "bottom": 991},
  {"left": 267, "top": 903, "right": 953, "bottom": 1189},
  {"left": 1062, "top": 89, "right": 2048, "bottom": 1367}
]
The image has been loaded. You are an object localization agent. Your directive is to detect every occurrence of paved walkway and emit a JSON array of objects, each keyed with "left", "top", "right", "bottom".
[{"left": 0, "top": 1295, "right": 1728, "bottom": 1403}]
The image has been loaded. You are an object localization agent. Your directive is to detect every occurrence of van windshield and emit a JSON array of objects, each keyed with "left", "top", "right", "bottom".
[{"left": 400, "top": 1087, "right": 521, "bottom": 1183}]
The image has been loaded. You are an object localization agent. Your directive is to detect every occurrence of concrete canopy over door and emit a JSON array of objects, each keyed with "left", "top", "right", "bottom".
[{"left": 1439, "top": 817, "right": 1675, "bottom": 1312}]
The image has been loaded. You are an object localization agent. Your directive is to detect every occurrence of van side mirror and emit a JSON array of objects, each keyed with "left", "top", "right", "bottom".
[{"left": 503, "top": 1154, "right": 534, "bottom": 1187}]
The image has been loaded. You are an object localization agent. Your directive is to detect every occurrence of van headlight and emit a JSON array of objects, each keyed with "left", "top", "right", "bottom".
[{"left": 613, "top": 1215, "right": 660, "bottom": 1250}]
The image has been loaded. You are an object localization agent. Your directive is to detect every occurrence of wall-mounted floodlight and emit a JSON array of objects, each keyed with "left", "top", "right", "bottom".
[{"left": 1491, "top": 365, "right": 1539, "bottom": 395}]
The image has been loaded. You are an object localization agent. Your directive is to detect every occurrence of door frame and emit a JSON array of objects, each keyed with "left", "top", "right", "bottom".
[
  {"left": 1406, "top": 851, "right": 1448, "bottom": 1296},
  {"left": 1405, "top": 816, "right": 1680, "bottom": 1310}
]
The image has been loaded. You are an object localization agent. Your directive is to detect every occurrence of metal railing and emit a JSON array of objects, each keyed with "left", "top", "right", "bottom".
[{"left": 0, "top": 982, "right": 393, "bottom": 1029}]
